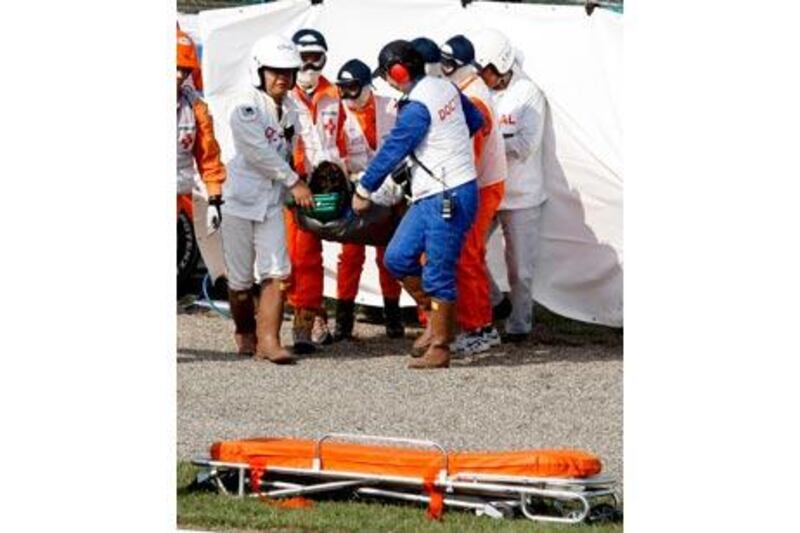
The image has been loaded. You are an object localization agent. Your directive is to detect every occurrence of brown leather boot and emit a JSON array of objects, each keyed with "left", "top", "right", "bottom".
[
  {"left": 410, "top": 304, "right": 433, "bottom": 357},
  {"left": 409, "top": 299, "right": 454, "bottom": 369},
  {"left": 254, "top": 280, "right": 295, "bottom": 364},
  {"left": 228, "top": 288, "right": 257, "bottom": 355},
  {"left": 400, "top": 276, "right": 432, "bottom": 357},
  {"left": 292, "top": 308, "right": 317, "bottom": 355}
]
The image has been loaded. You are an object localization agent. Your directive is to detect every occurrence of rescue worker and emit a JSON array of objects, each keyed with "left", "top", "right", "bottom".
[
  {"left": 332, "top": 59, "right": 404, "bottom": 341},
  {"left": 221, "top": 34, "right": 314, "bottom": 364},
  {"left": 285, "top": 28, "right": 348, "bottom": 353},
  {"left": 176, "top": 29, "right": 226, "bottom": 236},
  {"left": 411, "top": 37, "right": 443, "bottom": 78},
  {"left": 352, "top": 40, "right": 484, "bottom": 369},
  {"left": 439, "top": 35, "right": 507, "bottom": 356},
  {"left": 472, "top": 29, "right": 548, "bottom": 343}
]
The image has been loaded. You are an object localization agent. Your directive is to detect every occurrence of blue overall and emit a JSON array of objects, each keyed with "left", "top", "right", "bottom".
[{"left": 359, "top": 81, "right": 483, "bottom": 301}]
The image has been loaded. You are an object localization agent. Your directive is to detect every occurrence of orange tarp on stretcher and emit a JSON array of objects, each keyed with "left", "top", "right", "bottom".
[{"left": 210, "top": 438, "right": 602, "bottom": 479}]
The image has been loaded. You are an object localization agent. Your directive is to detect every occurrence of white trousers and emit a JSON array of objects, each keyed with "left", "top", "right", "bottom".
[
  {"left": 488, "top": 205, "right": 543, "bottom": 334},
  {"left": 221, "top": 208, "right": 290, "bottom": 291}
]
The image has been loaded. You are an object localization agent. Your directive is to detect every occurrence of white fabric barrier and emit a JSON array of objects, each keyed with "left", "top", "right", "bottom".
[{"left": 198, "top": 0, "right": 622, "bottom": 326}]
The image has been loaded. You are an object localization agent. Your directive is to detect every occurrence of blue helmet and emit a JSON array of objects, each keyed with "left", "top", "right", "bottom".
[
  {"left": 411, "top": 37, "right": 441, "bottom": 64},
  {"left": 291, "top": 28, "right": 328, "bottom": 53},
  {"left": 440, "top": 34, "right": 476, "bottom": 68},
  {"left": 336, "top": 59, "right": 373, "bottom": 88}
]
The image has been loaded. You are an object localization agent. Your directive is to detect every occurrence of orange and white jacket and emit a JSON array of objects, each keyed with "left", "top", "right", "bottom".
[
  {"left": 341, "top": 93, "right": 397, "bottom": 175},
  {"left": 289, "top": 76, "right": 347, "bottom": 177},
  {"left": 177, "top": 85, "right": 226, "bottom": 196},
  {"left": 454, "top": 71, "right": 507, "bottom": 190},
  {"left": 341, "top": 92, "right": 404, "bottom": 206}
]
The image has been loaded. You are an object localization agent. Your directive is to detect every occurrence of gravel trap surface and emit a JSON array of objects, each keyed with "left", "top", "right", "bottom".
[{"left": 177, "top": 308, "right": 622, "bottom": 484}]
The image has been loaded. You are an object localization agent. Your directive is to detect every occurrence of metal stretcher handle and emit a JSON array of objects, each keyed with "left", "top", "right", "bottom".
[
  {"left": 520, "top": 490, "right": 591, "bottom": 524},
  {"left": 313, "top": 433, "right": 449, "bottom": 477}
]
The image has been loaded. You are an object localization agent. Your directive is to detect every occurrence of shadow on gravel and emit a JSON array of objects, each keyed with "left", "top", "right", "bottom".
[
  {"left": 178, "top": 348, "right": 246, "bottom": 363},
  {"left": 178, "top": 337, "right": 621, "bottom": 366},
  {"left": 451, "top": 345, "right": 622, "bottom": 368}
]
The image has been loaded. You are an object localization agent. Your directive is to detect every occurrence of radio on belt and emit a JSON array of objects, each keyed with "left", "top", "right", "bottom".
[
  {"left": 439, "top": 166, "right": 451, "bottom": 220},
  {"left": 441, "top": 195, "right": 452, "bottom": 219}
]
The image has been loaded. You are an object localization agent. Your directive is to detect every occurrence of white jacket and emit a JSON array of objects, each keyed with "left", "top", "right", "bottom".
[
  {"left": 222, "top": 87, "right": 300, "bottom": 221},
  {"left": 493, "top": 71, "right": 547, "bottom": 210},
  {"left": 407, "top": 76, "right": 477, "bottom": 200}
]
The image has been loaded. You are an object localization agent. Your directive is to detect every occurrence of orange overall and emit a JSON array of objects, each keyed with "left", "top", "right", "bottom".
[
  {"left": 456, "top": 94, "right": 505, "bottom": 331},
  {"left": 284, "top": 77, "right": 347, "bottom": 311},
  {"left": 337, "top": 96, "right": 402, "bottom": 301}
]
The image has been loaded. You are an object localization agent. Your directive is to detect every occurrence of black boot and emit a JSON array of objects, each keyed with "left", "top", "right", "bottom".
[
  {"left": 333, "top": 299, "right": 355, "bottom": 342},
  {"left": 492, "top": 295, "right": 513, "bottom": 322},
  {"left": 383, "top": 297, "right": 405, "bottom": 339}
]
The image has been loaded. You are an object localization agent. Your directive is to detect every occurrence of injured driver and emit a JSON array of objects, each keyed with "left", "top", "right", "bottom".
[{"left": 287, "top": 160, "right": 409, "bottom": 247}]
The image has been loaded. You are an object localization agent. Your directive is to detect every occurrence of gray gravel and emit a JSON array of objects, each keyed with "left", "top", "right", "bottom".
[{"left": 177, "top": 309, "right": 622, "bottom": 485}]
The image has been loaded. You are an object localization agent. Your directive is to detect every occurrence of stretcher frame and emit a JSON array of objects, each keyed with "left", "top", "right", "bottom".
[{"left": 191, "top": 433, "right": 620, "bottom": 524}]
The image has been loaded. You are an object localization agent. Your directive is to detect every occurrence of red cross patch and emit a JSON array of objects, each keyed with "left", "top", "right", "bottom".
[
  {"left": 180, "top": 134, "right": 194, "bottom": 150},
  {"left": 323, "top": 118, "right": 336, "bottom": 137}
]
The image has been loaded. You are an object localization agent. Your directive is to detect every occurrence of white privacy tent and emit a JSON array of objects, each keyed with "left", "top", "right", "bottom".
[{"left": 197, "top": 0, "right": 622, "bottom": 327}]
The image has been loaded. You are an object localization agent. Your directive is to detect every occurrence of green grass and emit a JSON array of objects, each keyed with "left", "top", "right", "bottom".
[{"left": 178, "top": 463, "right": 622, "bottom": 532}]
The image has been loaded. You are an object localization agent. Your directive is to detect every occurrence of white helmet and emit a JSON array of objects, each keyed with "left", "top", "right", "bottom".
[
  {"left": 471, "top": 28, "right": 515, "bottom": 74},
  {"left": 249, "top": 34, "right": 302, "bottom": 87}
]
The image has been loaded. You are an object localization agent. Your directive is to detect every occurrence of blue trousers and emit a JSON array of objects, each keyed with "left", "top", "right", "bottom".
[{"left": 384, "top": 180, "right": 478, "bottom": 302}]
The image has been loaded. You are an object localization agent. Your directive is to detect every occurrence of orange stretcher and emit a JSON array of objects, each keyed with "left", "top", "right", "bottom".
[{"left": 192, "top": 433, "right": 621, "bottom": 524}]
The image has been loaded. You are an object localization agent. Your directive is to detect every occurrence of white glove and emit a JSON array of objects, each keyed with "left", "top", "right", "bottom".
[
  {"left": 206, "top": 197, "right": 223, "bottom": 236},
  {"left": 371, "top": 179, "right": 405, "bottom": 206}
]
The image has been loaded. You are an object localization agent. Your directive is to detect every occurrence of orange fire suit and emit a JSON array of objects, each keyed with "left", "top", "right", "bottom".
[
  {"left": 284, "top": 76, "right": 347, "bottom": 311},
  {"left": 337, "top": 94, "right": 402, "bottom": 301},
  {"left": 455, "top": 74, "right": 507, "bottom": 331}
]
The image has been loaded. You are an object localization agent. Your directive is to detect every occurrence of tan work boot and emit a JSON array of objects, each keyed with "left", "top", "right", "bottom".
[
  {"left": 411, "top": 304, "right": 433, "bottom": 357},
  {"left": 400, "top": 276, "right": 432, "bottom": 357},
  {"left": 409, "top": 299, "right": 454, "bottom": 369},
  {"left": 254, "top": 280, "right": 295, "bottom": 365},
  {"left": 228, "top": 288, "right": 257, "bottom": 355},
  {"left": 292, "top": 307, "right": 317, "bottom": 355}
]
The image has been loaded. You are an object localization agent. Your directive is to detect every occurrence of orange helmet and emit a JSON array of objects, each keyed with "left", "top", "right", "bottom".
[
  {"left": 177, "top": 29, "right": 203, "bottom": 90},
  {"left": 177, "top": 29, "right": 199, "bottom": 71}
]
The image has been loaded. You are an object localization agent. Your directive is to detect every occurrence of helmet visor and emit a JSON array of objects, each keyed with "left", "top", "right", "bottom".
[
  {"left": 336, "top": 81, "right": 363, "bottom": 100},
  {"left": 440, "top": 54, "right": 459, "bottom": 76}
]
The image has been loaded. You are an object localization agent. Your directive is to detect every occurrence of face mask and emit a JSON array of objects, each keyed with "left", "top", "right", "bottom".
[
  {"left": 344, "top": 88, "right": 371, "bottom": 110},
  {"left": 297, "top": 69, "right": 321, "bottom": 90},
  {"left": 425, "top": 63, "right": 443, "bottom": 78}
]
